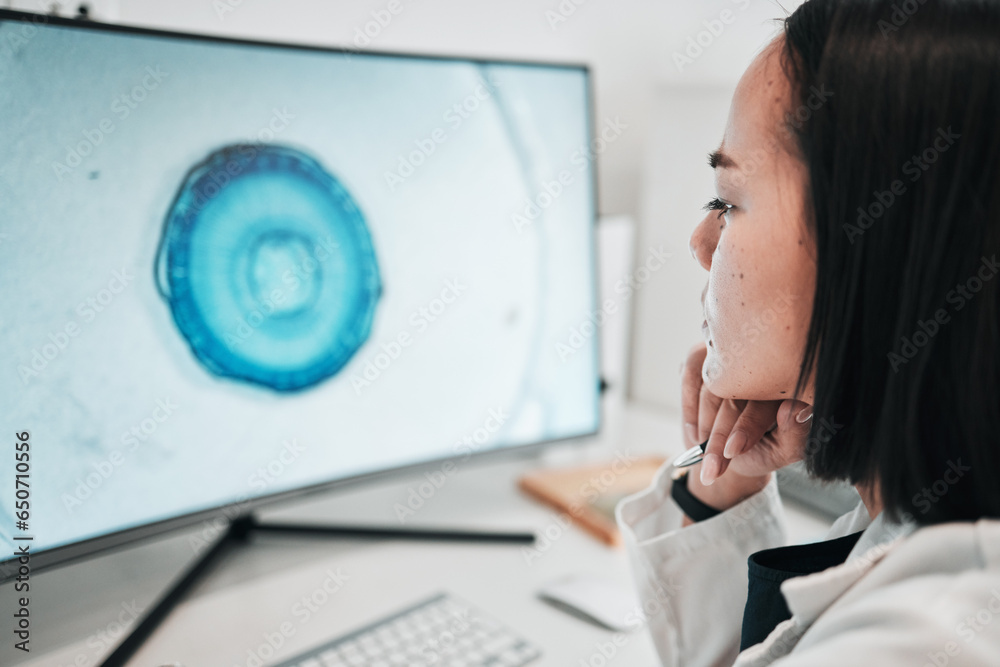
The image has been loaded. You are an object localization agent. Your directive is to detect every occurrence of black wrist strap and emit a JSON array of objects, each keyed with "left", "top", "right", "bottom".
[{"left": 671, "top": 469, "right": 723, "bottom": 523}]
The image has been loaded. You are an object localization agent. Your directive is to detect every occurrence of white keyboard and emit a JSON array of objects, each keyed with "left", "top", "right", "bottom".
[{"left": 273, "top": 592, "right": 542, "bottom": 667}]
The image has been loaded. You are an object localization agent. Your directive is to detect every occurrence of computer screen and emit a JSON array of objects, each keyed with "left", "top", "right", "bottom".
[{"left": 0, "top": 13, "right": 599, "bottom": 568}]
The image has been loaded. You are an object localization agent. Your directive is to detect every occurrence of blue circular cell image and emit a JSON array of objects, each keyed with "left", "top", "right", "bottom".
[{"left": 156, "top": 144, "right": 381, "bottom": 392}]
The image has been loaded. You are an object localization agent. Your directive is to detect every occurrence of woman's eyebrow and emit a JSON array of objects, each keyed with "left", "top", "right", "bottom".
[{"left": 708, "top": 149, "right": 737, "bottom": 170}]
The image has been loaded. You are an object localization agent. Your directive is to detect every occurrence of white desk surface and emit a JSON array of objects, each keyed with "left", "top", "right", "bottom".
[{"left": 5, "top": 399, "right": 834, "bottom": 667}]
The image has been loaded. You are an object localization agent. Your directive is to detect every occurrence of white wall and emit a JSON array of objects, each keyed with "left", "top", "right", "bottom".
[
  {"left": 13, "top": 0, "right": 800, "bottom": 413},
  {"left": 630, "top": 86, "right": 735, "bottom": 411}
]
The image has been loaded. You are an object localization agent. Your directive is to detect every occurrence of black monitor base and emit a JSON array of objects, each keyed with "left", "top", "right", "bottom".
[{"left": 100, "top": 516, "right": 535, "bottom": 666}]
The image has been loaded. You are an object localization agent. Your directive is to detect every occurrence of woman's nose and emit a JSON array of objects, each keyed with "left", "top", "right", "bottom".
[{"left": 689, "top": 213, "right": 721, "bottom": 271}]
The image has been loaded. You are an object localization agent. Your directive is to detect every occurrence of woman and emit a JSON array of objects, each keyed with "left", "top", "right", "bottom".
[{"left": 616, "top": 0, "right": 1000, "bottom": 664}]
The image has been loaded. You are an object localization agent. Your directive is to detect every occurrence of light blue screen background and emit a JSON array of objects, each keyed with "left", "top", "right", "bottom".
[{"left": 0, "top": 19, "right": 599, "bottom": 554}]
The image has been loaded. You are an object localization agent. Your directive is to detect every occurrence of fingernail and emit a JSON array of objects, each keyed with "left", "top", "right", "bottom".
[
  {"left": 700, "top": 453, "right": 721, "bottom": 486},
  {"left": 684, "top": 423, "right": 698, "bottom": 445},
  {"left": 724, "top": 431, "right": 747, "bottom": 459},
  {"left": 796, "top": 407, "right": 814, "bottom": 424}
]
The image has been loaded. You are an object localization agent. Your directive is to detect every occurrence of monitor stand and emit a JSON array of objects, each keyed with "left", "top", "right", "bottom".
[{"left": 100, "top": 516, "right": 534, "bottom": 666}]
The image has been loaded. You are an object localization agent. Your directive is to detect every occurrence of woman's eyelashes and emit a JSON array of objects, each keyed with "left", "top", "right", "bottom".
[{"left": 704, "top": 197, "right": 734, "bottom": 220}]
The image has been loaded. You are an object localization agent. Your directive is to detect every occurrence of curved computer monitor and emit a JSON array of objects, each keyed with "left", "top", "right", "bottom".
[{"left": 0, "top": 10, "right": 600, "bottom": 579}]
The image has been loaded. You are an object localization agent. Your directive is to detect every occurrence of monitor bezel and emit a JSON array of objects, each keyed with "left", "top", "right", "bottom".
[{"left": 0, "top": 8, "right": 603, "bottom": 582}]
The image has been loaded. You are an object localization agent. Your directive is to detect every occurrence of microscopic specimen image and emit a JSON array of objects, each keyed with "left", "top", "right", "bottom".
[{"left": 156, "top": 144, "right": 382, "bottom": 392}]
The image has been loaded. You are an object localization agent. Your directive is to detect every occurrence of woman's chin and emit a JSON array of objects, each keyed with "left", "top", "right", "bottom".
[
  {"left": 701, "top": 347, "right": 736, "bottom": 395},
  {"left": 701, "top": 347, "right": 782, "bottom": 401}
]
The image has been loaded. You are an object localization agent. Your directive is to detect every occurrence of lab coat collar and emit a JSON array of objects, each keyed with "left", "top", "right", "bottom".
[{"left": 779, "top": 506, "right": 918, "bottom": 625}]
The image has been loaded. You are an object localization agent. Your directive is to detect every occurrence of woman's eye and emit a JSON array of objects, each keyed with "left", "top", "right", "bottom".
[{"left": 703, "top": 197, "right": 733, "bottom": 221}]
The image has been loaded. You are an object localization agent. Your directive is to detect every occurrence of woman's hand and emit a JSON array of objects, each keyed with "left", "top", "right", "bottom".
[{"left": 679, "top": 342, "right": 814, "bottom": 513}]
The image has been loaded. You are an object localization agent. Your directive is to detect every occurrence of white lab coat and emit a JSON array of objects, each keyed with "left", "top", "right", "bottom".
[{"left": 615, "top": 460, "right": 1000, "bottom": 666}]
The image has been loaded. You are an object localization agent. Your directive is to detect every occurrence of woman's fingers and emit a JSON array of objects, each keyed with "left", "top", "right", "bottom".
[
  {"left": 701, "top": 398, "right": 745, "bottom": 485},
  {"left": 680, "top": 343, "right": 708, "bottom": 446},
  {"left": 770, "top": 398, "right": 814, "bottom": 465},
  {"left": 675, "top": 341, "right": 811, "bottom": 486},
  {"left": 723, "top": 400, "right": 782, "bottom": 459},
  {"left": 726, "top": 399, "right": 814, "bottom": 477}
]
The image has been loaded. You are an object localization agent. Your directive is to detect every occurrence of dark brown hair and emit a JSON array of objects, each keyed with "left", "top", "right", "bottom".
[{"left": 784, "top": 0, "right": 1000, "bottom": 525}]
